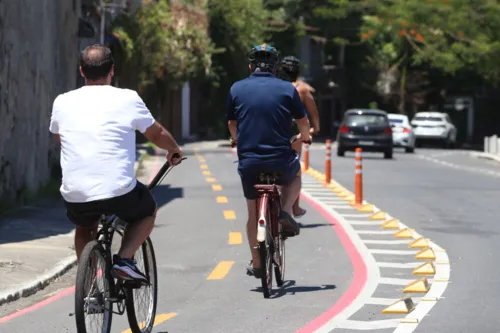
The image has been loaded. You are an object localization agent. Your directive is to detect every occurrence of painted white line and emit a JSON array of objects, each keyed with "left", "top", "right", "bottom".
[
  {"left": 342, "top": 214, "right": 372, "bottom": 218},
  {"left": 336, "top": 319, "right": 400, "bottom": 330},
  {"left": 362, "top": 239, "right": 410, "bottom": 245},
  {"left": 377, "top": 262, "right": 421, "bottom": 269},
  {"left": 328, "top": 205, "right": 354, "bottom": 209},
  {"left": 379, "top": 277, "right": 416, "bottom": 286},
  {"left": 369, "top": 249, "right": 418, "bottom": 255},
  {"left": 301, "top": 189, "right": 381, "bottom": 333},
  {"left": 348, "top": 221, "right": 384, "bottom": 226},
  {"left": 356, "top": 230, "right": 395, "bottom": 235}
]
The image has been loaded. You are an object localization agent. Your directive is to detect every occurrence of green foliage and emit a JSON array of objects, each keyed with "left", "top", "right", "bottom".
[{"left": 112, "top": 0, "right": 214, "bottom": 90}]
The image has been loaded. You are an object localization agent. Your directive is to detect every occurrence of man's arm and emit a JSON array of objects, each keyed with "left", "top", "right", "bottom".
[
  {"left": 143, "top": 121, "right": 180, "bottom": 152},
  {"left": 297, "top": 84, "right": 320, "bottom": 134},
  {"left": 291, "top": 89, "right": 311, "bottom": 141},
  {"left": 226, "top": 90, "right": 237, "bottom": 142}
]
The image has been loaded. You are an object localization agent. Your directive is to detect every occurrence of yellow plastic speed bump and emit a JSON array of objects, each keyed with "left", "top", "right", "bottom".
[
  {"left": 357, "top": 204, "right": 374, "bottom": 213},
  {"left": 370, "top": 211, "right": 387, "bottom": 220},
  {"left": 413, "top": 262, "right": 436, "bottom": 275},
  {"left": 403, "top": 277, "right": 430, "bottom": 293},
  {"left": 332, "top": 187, "right": 344, "bottom": 193},
  {"left": 382, "top": 219, "right": 400, "bottom": 229},
  {"left": 382, "top": 297, "right": 415, "bottom": 314},
  {"left": 337, "top": 191, "right": 350, "bottom": 198},
  {"left": 409, "top": 237, "right": 430, "bottom": 249},
  {"left": 344, "top": 195, "right": 355, "bottom": 202},
  {"left": 415, "top": 247, "right": 436, "bottom": 260},
  {"left": 395, "top": 228, "right": 414, "bottom": 238}
]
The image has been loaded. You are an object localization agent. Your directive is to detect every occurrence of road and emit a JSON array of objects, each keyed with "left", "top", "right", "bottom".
[
  {"left": 308, "top": 146, "right": 500, "bottom": 333},
  {"left": 1, "top": 145, "right": 499, "bottom": 332}
]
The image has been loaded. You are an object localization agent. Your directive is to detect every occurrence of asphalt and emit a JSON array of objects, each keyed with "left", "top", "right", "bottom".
[
  {"left": 0, "top": 145, "right": 353, "bottom": 332},
  {"left": 308, "top": 146, "right": 500, "bottom": 333}
]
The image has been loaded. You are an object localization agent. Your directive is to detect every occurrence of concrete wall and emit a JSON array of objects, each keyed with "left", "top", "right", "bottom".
[{"left": 0, "top": 0, "right": 80, "bottom": 204}]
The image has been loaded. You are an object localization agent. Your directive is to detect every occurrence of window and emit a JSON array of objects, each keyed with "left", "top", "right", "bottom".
[
  {"left": 346, "top": 114, "right": 388, "bottom": 126},
  {"left": 413, "top": 116, "right": 443, "bottom": 122},
  {"left": 389, "top": 118, "right": 404, "bottom": 124}
]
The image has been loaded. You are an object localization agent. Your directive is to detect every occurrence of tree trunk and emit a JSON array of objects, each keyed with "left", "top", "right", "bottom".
[{"left": 398, "top": 64, "right": 407, "bottom": 114}]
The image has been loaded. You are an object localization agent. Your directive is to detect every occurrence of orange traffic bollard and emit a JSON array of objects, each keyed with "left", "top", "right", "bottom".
[
  {"left": 325, "top": 139, "right": 332, "bottom": 184},
  {"left": 354, "top": 148, "right": 363, "bottom": 205},
  {"left": 303, "top": 142, "right": 309, "bottom": 171}
]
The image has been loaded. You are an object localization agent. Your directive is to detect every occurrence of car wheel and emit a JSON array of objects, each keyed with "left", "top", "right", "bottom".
[
  {"left": 405, "top": 146, "right": 414, "bottom": 153},
  {"left": 384, "top": 149, "right": 393, "bottom": 159},
  {"left": 337, "top": 147, "right": 345, "bottom": 157}
]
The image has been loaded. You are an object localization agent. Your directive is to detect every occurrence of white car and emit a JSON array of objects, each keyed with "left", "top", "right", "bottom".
[
  {"left": 388, "top": 114, "right": 416, "bottom": 153},
  {"left": 411, "top": 111, "right": 457, "bottom": 148}
]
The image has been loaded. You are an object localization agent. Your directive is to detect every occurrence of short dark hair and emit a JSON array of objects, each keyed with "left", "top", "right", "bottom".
[{"left": 79, "top": 44, "right": 114, "bottom": 81}]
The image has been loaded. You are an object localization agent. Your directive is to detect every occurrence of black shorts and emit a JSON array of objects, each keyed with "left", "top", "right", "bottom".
[{"left": 64, "top": 181, "right": 157, "bottom": 228}]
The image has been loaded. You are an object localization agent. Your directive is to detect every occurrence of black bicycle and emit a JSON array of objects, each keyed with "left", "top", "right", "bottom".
[{"left": 74, "top": 155, "right": 185, "bottom": 333}]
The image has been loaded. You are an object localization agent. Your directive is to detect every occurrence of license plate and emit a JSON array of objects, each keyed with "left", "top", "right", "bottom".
[{"left": 359, "top": 140, "right": 374, "bottom": 145}]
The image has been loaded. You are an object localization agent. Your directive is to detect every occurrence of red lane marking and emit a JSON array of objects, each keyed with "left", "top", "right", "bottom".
[
  {"left": 0, "top": 286, "right": 75, "bottom": 324},
  {"left": 230, "top": 146, "right": 368, "bottom": 330},
  {"left": 0, "top": 157, "right": 161, "bottom": 324},
  {"left": 296, "top": 193, "right": 368, "bottom": 333}
]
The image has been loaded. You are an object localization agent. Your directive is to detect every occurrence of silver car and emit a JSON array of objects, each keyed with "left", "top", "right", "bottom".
[{"left": 388, "top": 113, "right": 416, "bottom": 153}]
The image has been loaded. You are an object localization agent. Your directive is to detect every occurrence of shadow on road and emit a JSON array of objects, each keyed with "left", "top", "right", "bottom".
[
  {"left": 298, "top": 222, "right": 332, "bottom": 229},
  {"left": 251, "top": 280, "right": 337, "bottom": 299},
  {"left": 0, "top": 183, "right": 184, "bottom": 246}
]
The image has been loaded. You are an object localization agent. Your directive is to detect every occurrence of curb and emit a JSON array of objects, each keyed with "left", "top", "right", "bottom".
[
  {"left": 469, "top": 151, "right": 500, "bottom": 163},
  {"left": 0, "top": 255, "right": 77, "bottom": 306},
  {"left": 0, "top": 148, "right": 148, "bottom": 307}
]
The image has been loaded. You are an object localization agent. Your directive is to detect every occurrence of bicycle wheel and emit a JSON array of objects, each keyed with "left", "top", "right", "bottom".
[
  {"left": 274, "top": 221, "right": 286, "bottom": 287},
  {"left": 125, "top": 237, "right": 158, "bottom": 333},
  {"left": 75, "top": 240, "right": 113, "bottom": 333},
  {"left": 259, "top": 205, "right": 274, "bottom": 299}
]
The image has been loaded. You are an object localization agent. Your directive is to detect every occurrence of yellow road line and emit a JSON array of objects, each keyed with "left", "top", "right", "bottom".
[
  {"left": 223, "top": 210, "right": 236, "bottom": 220},
  {"left": 121, "top": 313, "right": 177, "bottom": 333},
  {"left": 200, "top": 164, "right": 208, "bottom": 170},
  {"left": 216, "top": 196, "right": 228, "bottom": 203},
  {"left": 212, "top": 184, "right": 222, "bottom": 191},
  {"left": 206, "top": 177, "right": 216, "bottom": 183},
  {"left": 202, "top": 170, "right": 211, "bottom": 176},
  {"left": 207, "top": 261, "right": 234, "bottom": 280},
  {"left": 198, "top": 157, "right": 206, "bottom": 163},
  {"left": 229, "top": 232, "right": 242, "bottom": 244}
]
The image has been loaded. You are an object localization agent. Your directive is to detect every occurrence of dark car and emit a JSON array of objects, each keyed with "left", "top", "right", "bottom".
[{"left": 336, "top": 109, "right": 393, "bottom": 159}]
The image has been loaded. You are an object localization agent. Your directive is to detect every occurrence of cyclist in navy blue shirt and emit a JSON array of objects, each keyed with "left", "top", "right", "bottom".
[{"left": 226, "top": 44, "right": 312, "bottom": 278}]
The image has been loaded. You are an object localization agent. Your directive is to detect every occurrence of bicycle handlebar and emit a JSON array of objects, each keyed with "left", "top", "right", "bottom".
[
  {"left": 147, "top": 153, "right": 186, "bottom": 190},
  {"left": 290, "top": 134, "right": 312, "bottom": 145}
]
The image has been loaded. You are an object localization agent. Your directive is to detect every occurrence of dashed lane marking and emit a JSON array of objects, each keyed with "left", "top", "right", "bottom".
[
  {"left": 228, "top": 232, "right": 242, "bottom": 245},
  {"left": 223, "top": 210, "right": 236, "bottom": 220},
  {"left": 121, "top": 313, "right": 177, "bottom": 333},
  {"left": 216, "top": 196, "right": 228, "bottom": 203},
  {"left": 205, "top": 177, "right": 216, "bottom": 183},
  {"left": 207, "top": 261, "right": 234, "bottom": 280},
  {"left": 212, "top": 184, "right": 222, "bottom": 191},
  {"left": 203, "top": 170, "right": 212, "bottom": 176},
  {"left": 200, "top": 164, "right": 208, "bottom": 169}
]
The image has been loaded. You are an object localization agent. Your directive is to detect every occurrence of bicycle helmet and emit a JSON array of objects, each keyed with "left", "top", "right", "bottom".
[
  {"left": 248, "top": 44, "right": 279, "bottom": 72},
  {"left": 281, "top": 56, "right": 300, "bottom": 72}
]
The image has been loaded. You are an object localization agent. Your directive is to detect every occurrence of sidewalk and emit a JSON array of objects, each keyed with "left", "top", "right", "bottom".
[
  {"left": 0, "top": 148, "right": 148, "bottom": 306},
  {"left": 469, "top": 151, "right": 500, "bottom": 163}
]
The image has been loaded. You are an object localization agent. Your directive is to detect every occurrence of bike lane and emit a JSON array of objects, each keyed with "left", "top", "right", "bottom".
[{"left": 0, "top": 146, "right": 362, "bottom": 332}]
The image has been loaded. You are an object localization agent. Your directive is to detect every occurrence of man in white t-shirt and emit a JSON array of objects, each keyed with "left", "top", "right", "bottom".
[{"left": 49, "top": 44, "right": 183, "bottom": 283}]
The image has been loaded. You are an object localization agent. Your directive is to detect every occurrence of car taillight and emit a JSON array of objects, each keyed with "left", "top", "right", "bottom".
[
  {"left": 403, "top": 127, "right": 410, "bottom": 133},
  {"left": 339, "top": 125, "right": 349, "bottom": 133},
  {"left": 384, "top": 127, "right": 392, "bottom": 134}
]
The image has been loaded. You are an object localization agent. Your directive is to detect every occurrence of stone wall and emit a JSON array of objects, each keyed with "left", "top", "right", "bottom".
[{"left": 0, "top": 0, "right": 80, "bottom": 204}]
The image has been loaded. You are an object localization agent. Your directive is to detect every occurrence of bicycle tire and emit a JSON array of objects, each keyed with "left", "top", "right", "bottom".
[
  {"left": 125, "top": 237, "right": 158, "bottom": 333},
  {"left": 259, "top": 204, "right": 274, "bottom": 299},
  {"left": 274, "top": 222, "right": 286, "bottom": 287},
  {"left": 75, "top": 240, "right": 113, "bottom": 333}
]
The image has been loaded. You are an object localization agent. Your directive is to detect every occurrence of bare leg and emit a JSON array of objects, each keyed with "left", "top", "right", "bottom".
[
  {"left": 281, "top": 176, "right": 301, "bottom": 216},
  {"left": 291, "top": 140, "right": 304, "bottom": 215},
  {"left": 245, "top": 199, "right": 260, "bottom": 268},
  {"left": 75, "top": 225, "right": 98, "bottom": 261},
  {"left": 118, "top": 211, "right": 156, "bottom": 259}
]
